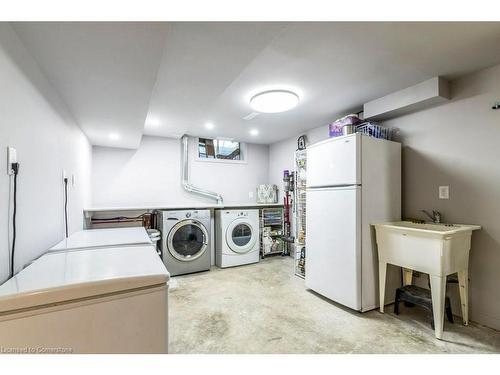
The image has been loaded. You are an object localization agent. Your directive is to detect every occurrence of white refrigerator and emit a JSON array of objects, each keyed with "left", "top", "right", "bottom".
[{"left": 305, "top": 133, "right": 401, "bottom": 312}]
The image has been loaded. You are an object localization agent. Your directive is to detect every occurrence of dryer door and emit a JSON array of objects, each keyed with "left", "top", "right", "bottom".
[
  {"left": 226, "top": 218, "right": 257, "bottom": 254},
  {"left": 167, "top": 219, "right": 208, "bottom": 261}
]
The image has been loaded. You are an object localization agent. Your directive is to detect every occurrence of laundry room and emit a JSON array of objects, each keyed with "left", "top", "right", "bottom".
[{"left": 1, "top": 1, "right": 500, "bottom": 373}]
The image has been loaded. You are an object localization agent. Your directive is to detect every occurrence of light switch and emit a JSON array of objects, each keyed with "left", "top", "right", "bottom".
[
  {"left": 439, "top": 186, "right": 449, "bottom": 200},
  {"left": 249, "top": 191, "right": 254, "bottom": 199}
]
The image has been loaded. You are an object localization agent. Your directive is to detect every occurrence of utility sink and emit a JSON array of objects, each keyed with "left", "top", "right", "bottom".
[
  {"left": 375, "top": 221, "right": 480, "bottom": 235},
  {"left": 373, "top": 220, "right": 481, "bottom": 339}
]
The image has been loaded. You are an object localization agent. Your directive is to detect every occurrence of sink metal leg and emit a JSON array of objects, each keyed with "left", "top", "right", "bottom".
[
  {"left": 429, "top": 275, "right": 446, "bottom": 340},
  {"left": 402, "top": 268, "right": 413, "bottom": 286},
  {"left": 379, "top": 261, "right": 387, "bottom": 313},
  {"left": 458, "top": 269, "right": 469, "bottom": 325}
]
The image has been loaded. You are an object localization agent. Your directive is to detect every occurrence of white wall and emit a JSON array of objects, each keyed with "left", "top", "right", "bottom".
[
  {"left": 0, "top": 24, "right": 92, "bottom": 283},
  {"left": 383, "top": 63, "right": 500, "bottom": 330},
  {"left": 92, "top": 135, "right": 269, "bottom": 207},
  {"left": 268, "top": 124, "right": 329, "bottom": 201}
]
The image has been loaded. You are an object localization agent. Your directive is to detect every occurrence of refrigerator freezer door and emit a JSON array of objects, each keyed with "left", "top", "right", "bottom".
[
  {"left": 305, "top": 186, "right": 361, "bottom": 310},
  {"left": 306, "top": 134, "right": 361, "bottom": 188}
]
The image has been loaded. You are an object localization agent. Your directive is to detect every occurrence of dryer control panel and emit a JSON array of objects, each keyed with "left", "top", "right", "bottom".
[{"left": 224, "top": 211, "right": 248, "bottom": 217}]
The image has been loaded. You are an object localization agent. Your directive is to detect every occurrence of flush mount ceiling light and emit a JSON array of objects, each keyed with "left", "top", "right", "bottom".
[
  {"left": 205, "top": 122, "right": 215, "bottom": 130},
  {"left": 249, "top": 129, "right": 259, "bottom": 136},
  {"left": 250, "top": 90, "right": 300, "bottom": 113}
]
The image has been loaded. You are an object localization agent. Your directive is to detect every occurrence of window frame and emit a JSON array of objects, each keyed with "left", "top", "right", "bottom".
[{"left": 196, "top": 137, "right": 248, "bottom": 164}]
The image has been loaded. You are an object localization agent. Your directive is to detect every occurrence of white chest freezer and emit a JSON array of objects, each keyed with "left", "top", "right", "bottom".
[
  {"left": 0, "top": 245, "right": 169, "bottom": 353},
  {"left": 49, "top": 227, "right": 153, "bottom": 253}
]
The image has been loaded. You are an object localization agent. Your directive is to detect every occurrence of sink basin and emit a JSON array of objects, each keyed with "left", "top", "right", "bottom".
[
  {"left": 374, "top": 221, "right": 481, "bottom": 236},
  {"left": 373, "top": 220, "right": 481, "bottom": 339},
  {"left": 373, "top": 221, "right": 481, "bottom": 276}
]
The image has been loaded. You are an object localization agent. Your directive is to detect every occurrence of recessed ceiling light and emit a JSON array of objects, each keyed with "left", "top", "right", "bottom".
[
  {"left": 250, "top": 129, "right": 259, "bottom": 136},
  {"left": 250, "top": 90, "right": 300, "bottom": 113},
  {"left": 205, "top": 122, "right": 215, "bottom": 130},
  {"left": 145, "top": 116, "right": 160, "bottom": 128},
  {"left": 109, "top": 132, "right": 120, "bottom": 141}
]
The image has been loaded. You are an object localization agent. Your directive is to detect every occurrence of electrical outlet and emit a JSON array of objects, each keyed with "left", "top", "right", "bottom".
[
  {"left": 62, "top": 170, "right": 67, "bottom": 181},
  {"left": 439, "top": 186, "right": 449, "bottom": 200},
  {"left": 71, "top": 173, "right": 76, "bottom": 188},
  {"left": 7, "top": 147, "right": 17, "bottom": 175}
]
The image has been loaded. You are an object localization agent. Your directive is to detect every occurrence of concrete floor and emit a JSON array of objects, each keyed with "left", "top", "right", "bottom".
[{"left": 169, "top": 256, "right": 500, "bottom": 354}]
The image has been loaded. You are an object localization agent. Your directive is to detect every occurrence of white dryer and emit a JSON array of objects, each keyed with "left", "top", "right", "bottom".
[{"left": 215, "top": 209, "right": 260, "bottom": 268}]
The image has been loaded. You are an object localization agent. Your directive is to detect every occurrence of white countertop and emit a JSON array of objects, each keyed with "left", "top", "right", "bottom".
[
  {"left": 84, "top": 202, "right": 284, "bottom": 212},
  {"left": 50, "top": 227, "right": 152, "bottom": 251},
  {"left": 0, "top": 245, "right": 169, "bottom": 314}
]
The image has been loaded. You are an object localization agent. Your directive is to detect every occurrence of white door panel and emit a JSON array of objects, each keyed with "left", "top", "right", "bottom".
[
  {"left": 307, "top": 135, "right": 360, "bottom": 187},
  {"left": 305, "top": 187, "right": 361, "bottom": 310}
]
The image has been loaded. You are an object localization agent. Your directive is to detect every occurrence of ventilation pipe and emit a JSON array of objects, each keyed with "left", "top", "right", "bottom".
[{"left": 181, "top": 135, "right": 223, "bottom": 205}]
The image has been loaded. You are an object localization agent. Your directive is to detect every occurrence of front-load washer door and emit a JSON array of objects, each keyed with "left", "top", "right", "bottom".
[
  {"left": 225, "top": 218, "right": 257, "bottom": 254},
  {"left": 167, "top": 219, "right": 208, "bottom": 261}
]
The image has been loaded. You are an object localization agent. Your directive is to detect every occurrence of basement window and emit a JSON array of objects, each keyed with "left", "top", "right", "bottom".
[{"left": 197, "top": 138, "right": 246, "bottom": 163}]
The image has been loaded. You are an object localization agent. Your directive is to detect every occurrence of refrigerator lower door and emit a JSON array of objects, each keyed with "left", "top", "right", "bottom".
[{"left": 305, "top": 186, "right": 361, "bottom": 310}]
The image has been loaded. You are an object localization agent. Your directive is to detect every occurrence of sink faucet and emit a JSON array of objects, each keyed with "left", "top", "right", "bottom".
[{"left": 421, "top": 209, "right": 442, "bottom": 224}]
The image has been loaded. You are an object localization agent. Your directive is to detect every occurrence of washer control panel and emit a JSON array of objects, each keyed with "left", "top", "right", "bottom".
[{"left": 163, "top": 210, "right": 210, "bottom": 220}]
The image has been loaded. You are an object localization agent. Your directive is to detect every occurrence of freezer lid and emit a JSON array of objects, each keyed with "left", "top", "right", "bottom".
[
  {"left": 0, "top": 245, "right": 169, "bottom": 314},
  {"left": 49, "top": 227, "right": 152, "bottom": 251},
  {"left": 306, "top": 133, "right": 361, "bottom": 188}
]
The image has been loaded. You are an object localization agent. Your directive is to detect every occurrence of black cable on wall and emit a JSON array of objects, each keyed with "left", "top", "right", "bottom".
[
  {"left": 10, "top": 162, "right": 19, "bottom": 279},
  {"left": 64, "top": 177, "right": 69, "bottom": 238}
]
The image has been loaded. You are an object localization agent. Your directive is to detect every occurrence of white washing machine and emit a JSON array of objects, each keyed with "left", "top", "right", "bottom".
[
  {"left": 215, "top": 209, "right": 260, "bottom": 268},
  {"left": 157, "top": 210, "right": 211, "bottom": 276}
]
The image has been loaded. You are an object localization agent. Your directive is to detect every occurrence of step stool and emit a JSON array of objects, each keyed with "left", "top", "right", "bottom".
[{"left": 394, "top": 285, "right": 454, "bottom": 329}]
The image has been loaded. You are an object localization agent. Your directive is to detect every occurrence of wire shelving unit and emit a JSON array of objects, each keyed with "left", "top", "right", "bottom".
[{"left": 294, "top": 149, "right": 307, "bottom": 278}]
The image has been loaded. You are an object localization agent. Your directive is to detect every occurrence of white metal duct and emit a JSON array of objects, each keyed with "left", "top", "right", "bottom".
[{"left": 181, "top": 135, "right": 223, "bottom": 205}]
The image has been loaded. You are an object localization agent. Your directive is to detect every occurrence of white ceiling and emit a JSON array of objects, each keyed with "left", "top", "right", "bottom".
[
  {"left": 12, "top": 22, "right": 168, "bottom": 149},
  {"left": 12, "top": 22, "right": 500, "bottom": 147}
]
